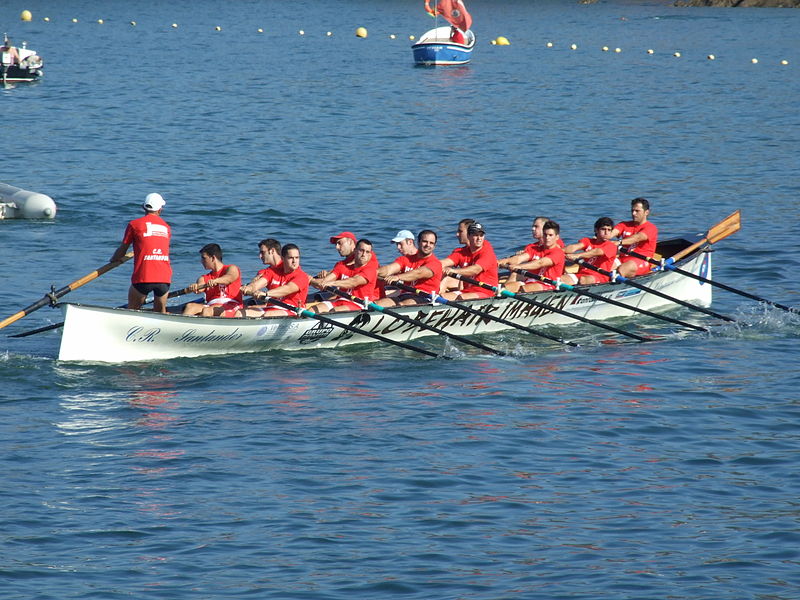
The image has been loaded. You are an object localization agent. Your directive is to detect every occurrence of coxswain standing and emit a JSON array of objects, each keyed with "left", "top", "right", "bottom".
[
  {"left": 377, "top": 229, "right": 443, "bottom": 307},
  {"left": 110, "top": 193, "right": 172, "bottom": 313},
  {"left": 612, "top": 197, "right": 659, "bottom": 278},
  {"left": 182, "top": 243, "right": 243, "bottom": 317}
]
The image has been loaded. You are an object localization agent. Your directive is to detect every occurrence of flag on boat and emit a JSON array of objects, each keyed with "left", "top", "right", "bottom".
[{"left": 425, "top": 0, "right": 473, "bottom": 32}]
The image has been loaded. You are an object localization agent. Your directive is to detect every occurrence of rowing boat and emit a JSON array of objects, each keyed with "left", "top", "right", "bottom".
[{"left": 54, "top": 235, "right": 713, "bottom": 362}]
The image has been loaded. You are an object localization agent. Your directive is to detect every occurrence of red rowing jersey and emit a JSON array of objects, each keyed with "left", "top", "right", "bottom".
[
  {"left": 615, "top": 220, "right": 658, "bottom": 257},
  {"left": 202, "top": 265, "right": 243, "bottom": 304},
  {"left": 332, "top": 259, "right": 378, "bottom": 302},
  {"left": 270, "top": 267, "right": 310, "bottom": 308},
  {"left": 393, "top": 252, "right": 443, "bottom": 295},
  {"left": 576, "top": 238, "right": 617, "bottom": 281},
  {"left": 122, "top": 213, "right": 172, "bottom": 284}
]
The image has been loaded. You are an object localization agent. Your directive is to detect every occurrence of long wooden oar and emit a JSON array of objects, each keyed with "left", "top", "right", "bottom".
[
  {"left": 449, "top": 273, "right": 649, "bottom": 342},
  {"left": 670, "top": 209, "right": 741, "bottom": 262},
  {"left": 324, "top": 287, "right": 507, "bottom": 356},
  {"left": 389, "top": 281, "right": 579, "bottom": 346},
  {"left": 0, "top": 253, "right": 134, "bottom": 331},
  {"left": 573, "top": 259, "right": 736, "bottom": 322},
  {"left": 265, "top": 296, "right": 440, "bottom": 358},
  {"left": 620, "top": 247, "right": 798, "bottom": 315},
  {"left": 508, "top": 268, "right": 708, "bottom": 332},
  {"left": 9, "top": 283, "right": 206, "bottom": 339}
]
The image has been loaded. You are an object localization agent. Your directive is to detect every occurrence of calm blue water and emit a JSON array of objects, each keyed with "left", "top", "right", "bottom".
[{"left": 2, "top": 1, "right": 800, "bottom": 598}]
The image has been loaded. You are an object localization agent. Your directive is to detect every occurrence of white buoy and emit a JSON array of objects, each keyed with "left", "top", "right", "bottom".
[
  {"left": 44, "top": 17, "right": 50, "bottom": 22},
  {"left": 215, "top": 26, "right": 221, "bottom": 31},
  {"left": 646, "top": 49, "right": 654, "bottom": 54},
  {"left": 0, "top": 183, "right": 57, "bottom": 219},
  {"left": 570, "top": 43, "right": 577, "bottom": 50},
  {"left": 389, "top": 34, "right": 396, "bottom": 39},
  {"left": 258, "top": 28, "right": 264, "bottom": 33},
  {"left": 674, "top": 51, "right": 681, "bottom": 58},
  {"left": 751, "top": 58, "right": 758, "bottom": 64},
  {"left": 780, "top": 59, "right": 789, "bottom": 65},
  {"left": 72, "top": 18, "right": 78, "bottom": 23},
  {"left": 298, "top": 30, "right": 304, "bottom": 35},
  {"left": 546, "top": 41, "right": 553, "bottom": 48},
  {"left": 130, "top": 21, "right": 136, "bottom": 26},
  {"left": 97, "top": 19, "right": 104, "bottom": 24},
  {"left": 172, "top": 23, "right": 178, "bottom": 28},
  {"left": 602, "top": 46, "right": 609, "bottom": 52},
  {"left": 615, "top": 47, "right": 621, "bottom": 53},
  {"left": 707, "top": 54, "right": 715, "bottom": 60},
  {"left": 327, "top": 31, "right": 332, "bottom": 36}
]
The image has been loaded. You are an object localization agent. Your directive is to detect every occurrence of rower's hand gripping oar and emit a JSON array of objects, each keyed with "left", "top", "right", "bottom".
[
  {"left": 324, "top": 286, "right": 507, "bottom": 356},
  {"left": 619, "top": 246, "right": 798, "bottom": 315},
  {"left": 9, "top": 283, "right": 208, "bottom": 339},
  {"left": 387, "top": 281, "right": 579, "bottom": 347},
  {"left": 507, "top": 267, "right": 708, "bottom": 332},
  {"left": 447, "top": 273, "right": 650, "bottom": 342},
  {"left": 263, "top": 295, "right": 440, "bottom": 358},
  {"left": 573, "top": 259, "right": 736, "bottom": 323},
  {"left": 0, "top": 253, "right": 134, "bottom": 331}
]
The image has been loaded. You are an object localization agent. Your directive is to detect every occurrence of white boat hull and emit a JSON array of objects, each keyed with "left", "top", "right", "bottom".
[{"left": 56, "top": 249, "right": 713, "bottom": 363}]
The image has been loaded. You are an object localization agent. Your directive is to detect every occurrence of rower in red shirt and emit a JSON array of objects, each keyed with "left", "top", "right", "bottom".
[
  {"left": 497, "top": 216, "right": 564, "bottom": 287},
  {"left": 563, "top": 217, "right": 618, "bottom": 284},
  {"left": 377, "top": 229, "right": 443, "bottom": 306},
  {"left": 241, "top": 238, "right": 282, "bottom": 297},
  {"left": 612, "top": 197, "right": 659, "bottom": 278},
  {"left": 310, "top": 238, "right": 378, "bottom": 313},
  {"left": 182, "top": 243, "right": 243, "bottom": 317},
  {"left": 441, "top": 222, "right": 498, "bottom": 300},
  {"left": 238, "top": 244, "right": 310, "bottom": 317},
  {"left": 506, "top": 220, "right": 565, "bottom": 293}
]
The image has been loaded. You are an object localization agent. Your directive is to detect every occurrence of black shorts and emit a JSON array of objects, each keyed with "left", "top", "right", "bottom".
[{"left": 132, "top": 282, "right": 170, "bottom": 297}]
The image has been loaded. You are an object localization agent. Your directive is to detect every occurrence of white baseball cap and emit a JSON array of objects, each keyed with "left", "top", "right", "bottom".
[
  {"left": 143, "top": 193, "right": 166, "bottom": 211},
  {"left": 391, "top": 229, "right": 415, "bottom": 243}
]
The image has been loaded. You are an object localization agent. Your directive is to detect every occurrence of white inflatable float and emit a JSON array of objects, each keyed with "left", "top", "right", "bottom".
[{"left": 0, "top": 182, "right": 57, "bottom": 219}]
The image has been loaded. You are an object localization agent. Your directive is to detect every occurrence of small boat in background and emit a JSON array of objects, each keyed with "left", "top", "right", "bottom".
[
  {"left": 1, "top": 34, "right": 44, "bottom": 84},
  {"left": 412, "top": 0, "right": 475, "bottom": 66},
  {"left": 412, "top": 26, "right": 475, "bottom": 66}
]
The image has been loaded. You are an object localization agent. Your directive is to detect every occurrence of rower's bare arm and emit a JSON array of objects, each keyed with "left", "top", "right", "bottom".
[
  {"left": 451, "top": 264, "right": 483, "bottom": 277},
  {"left": 563, "top": 242, "right": 586, "bottom": 254},
  {"left": 566, "top": 247, "right": 603, "bottom": 261},
  {"left": 389, "top": 266, "right": 433, "bottom": 283},
  {"left": 310, "top": 272, "right": 335, "bottom": 289},
  {"left": 259, "top": 282, "right": 300, "bottom": 300},
  {"left": 242, "top": 276, "right": 267, "bottom": 296},
  {"left": 620, "top": 231, "right": 648, "bottom": 246},
  {"left": 330, "top": 275, "right": 367, "bottom": 290},
  {"left": 216, "top": 265, "right": 240, "bottom": 285},
  {"left": 110, "top": 242, "right": 130, "bottom": 263},
  {"left": 517, "top": 257, "right": 553, "bottom": 271},
  {"left": 377, "top": 262, "right": 401, "bottom": 279}
]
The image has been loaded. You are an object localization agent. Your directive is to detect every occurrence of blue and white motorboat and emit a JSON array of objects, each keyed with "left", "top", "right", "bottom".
[{"left": 412, "top": 26, "right": 475, "bottom": 66}]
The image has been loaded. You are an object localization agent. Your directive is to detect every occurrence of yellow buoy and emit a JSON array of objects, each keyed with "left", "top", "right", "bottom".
[
  {"left": 409, "top": 35, "right": 415, "bottom": 41},
  {"left": 355, "top": 27, "right": 367, "bottom": 38},
  {"left": 496, "top": 36, "right": 510, "bottom": 46},
  {"left": 21, "top": 10, "right": 32, "bottom": 22}
]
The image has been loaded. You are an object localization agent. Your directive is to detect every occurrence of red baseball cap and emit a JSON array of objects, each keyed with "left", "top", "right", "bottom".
[{"left": 329, "top": 231, "right": 356, "bottom": 244}]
